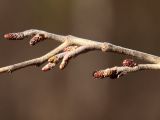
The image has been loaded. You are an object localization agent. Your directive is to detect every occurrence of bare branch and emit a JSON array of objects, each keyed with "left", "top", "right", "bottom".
[
  {"left": 59, "top": 45, "right": 95, "bottom": 69},
  {"left": 1, "top": 29, "right": 160, "bottom": 79},
  {"left": 93, "top": 64, "right": 160, "bottom": 79},
  {"left": 0, "top": 41, "right": 70, "bottom": 73}
]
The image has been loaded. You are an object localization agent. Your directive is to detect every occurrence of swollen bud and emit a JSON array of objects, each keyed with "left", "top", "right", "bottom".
[
  {"left": 4, "top": 33, "right": 24, "bottom": 40},
  {"left": 122, "top": 59, "right": 137, "bottom": 67},
  {"left": 93, "top": 69, "right": 117, "bottom": 79},
  {"left": 93, "top": 70, "right": 105, "bottom": 79},
  {"left": 29, "top": 34, "right": 46, "bottom": 46},
  {"left": 42, "top": 63, "right": 55, "bottom": 72}
]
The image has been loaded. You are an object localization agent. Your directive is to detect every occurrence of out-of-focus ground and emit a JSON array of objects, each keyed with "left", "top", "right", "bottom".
[{"left": 0, "top": 0, "right": 160, "bottom": 120}]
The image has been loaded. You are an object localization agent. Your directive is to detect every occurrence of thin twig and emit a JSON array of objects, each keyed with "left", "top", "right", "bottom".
[
  {"left": 1, "top": 29, "right": 160, "bottom": 79},
  {"left": 0, "top": 41, "right": 70, "bottom": 73},
  {"left": 93, "top": 64, "right": 160, "bottom": 79}
]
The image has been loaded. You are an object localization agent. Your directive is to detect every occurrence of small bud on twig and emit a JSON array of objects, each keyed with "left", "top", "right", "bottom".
[
  {"left": 93, "top": 70, "right": 105, "bottom": 79},
  {"left": 122, "top": 59, "right": 137, "bottom": 67},
  {"left": 42, "top": 63, "right": 56, "bottom": 72},
  {"left": 59, "top": 60, "right": 67, "bottom": 70},
  {"left": 29, "top": 34, "right": 46, "bottom": 46},
  {"left": 93, "top": 69, "right": 117, "bottom": 79},
  {"left": 48, "top": 56, "right": 59, "bottom": 63},
  {"left": 4, "top": 33, "right": 24, "bottom": 40},
  {"left": 63, "top": 46, "right": 78, "bottom": 52}
]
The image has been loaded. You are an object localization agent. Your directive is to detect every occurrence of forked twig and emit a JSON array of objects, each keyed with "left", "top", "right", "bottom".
[{"left": 1, "top": 29, "right": 160, "bottom": 79}]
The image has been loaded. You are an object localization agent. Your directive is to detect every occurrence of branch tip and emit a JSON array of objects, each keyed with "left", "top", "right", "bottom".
[
  {"left": 42, "top": 63, "right": 56, "bottom": 72},
  {"left": 93, "top": 69, "right": 118, "bottom": 79},
  {"left": 59, "top": 60, "right": 68, "bottom": 70},
  {"left": 4, "top": 32, "right": 24, "bottom": 40},
  {"left": 29, "top": 34, "right": 46, "bottom": 46}
]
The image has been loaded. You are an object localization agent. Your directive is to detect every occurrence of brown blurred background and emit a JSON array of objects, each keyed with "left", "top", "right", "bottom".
[{"left": 0, "top": 0, "right": 160, "bottom": 120}]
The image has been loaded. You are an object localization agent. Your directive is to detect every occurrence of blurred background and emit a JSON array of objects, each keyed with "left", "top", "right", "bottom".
[{"left": 0, "top": 0, "right": 160, "bottom": 120}]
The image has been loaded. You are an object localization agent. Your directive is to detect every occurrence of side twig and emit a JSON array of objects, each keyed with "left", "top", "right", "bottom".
[{"left": 1, "top": 29, "right": 159, "bottom": 79}]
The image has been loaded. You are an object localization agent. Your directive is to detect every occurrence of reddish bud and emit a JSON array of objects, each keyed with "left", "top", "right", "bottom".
[
  {"left": 93, "top": 70, "right": 105, "bottom": 79},
  {"left": 42, "top": 63, "right": 55, "bottom": 72},
  {"left": 63, "top": 46, "right": 78, "bottom": 52},
  {"left": 30, "top": 34, "right": 46, "bottom": 46},
  {"left": 4, "top": 33, "right": 24, "bottom": 40},
  {"left": 122, "top": 59, "right": 137, "bottom": 67},
  {"left": 93, "top": 69, "right": 118, "bottom": 79}
]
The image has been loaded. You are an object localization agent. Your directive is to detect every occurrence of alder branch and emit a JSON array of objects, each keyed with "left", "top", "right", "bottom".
[
  {"left": 93, "top": 64, "right": 160, "bottom": 79},
  {"left": 1, "top": 29, "right": 160, "bottom": 79}
]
